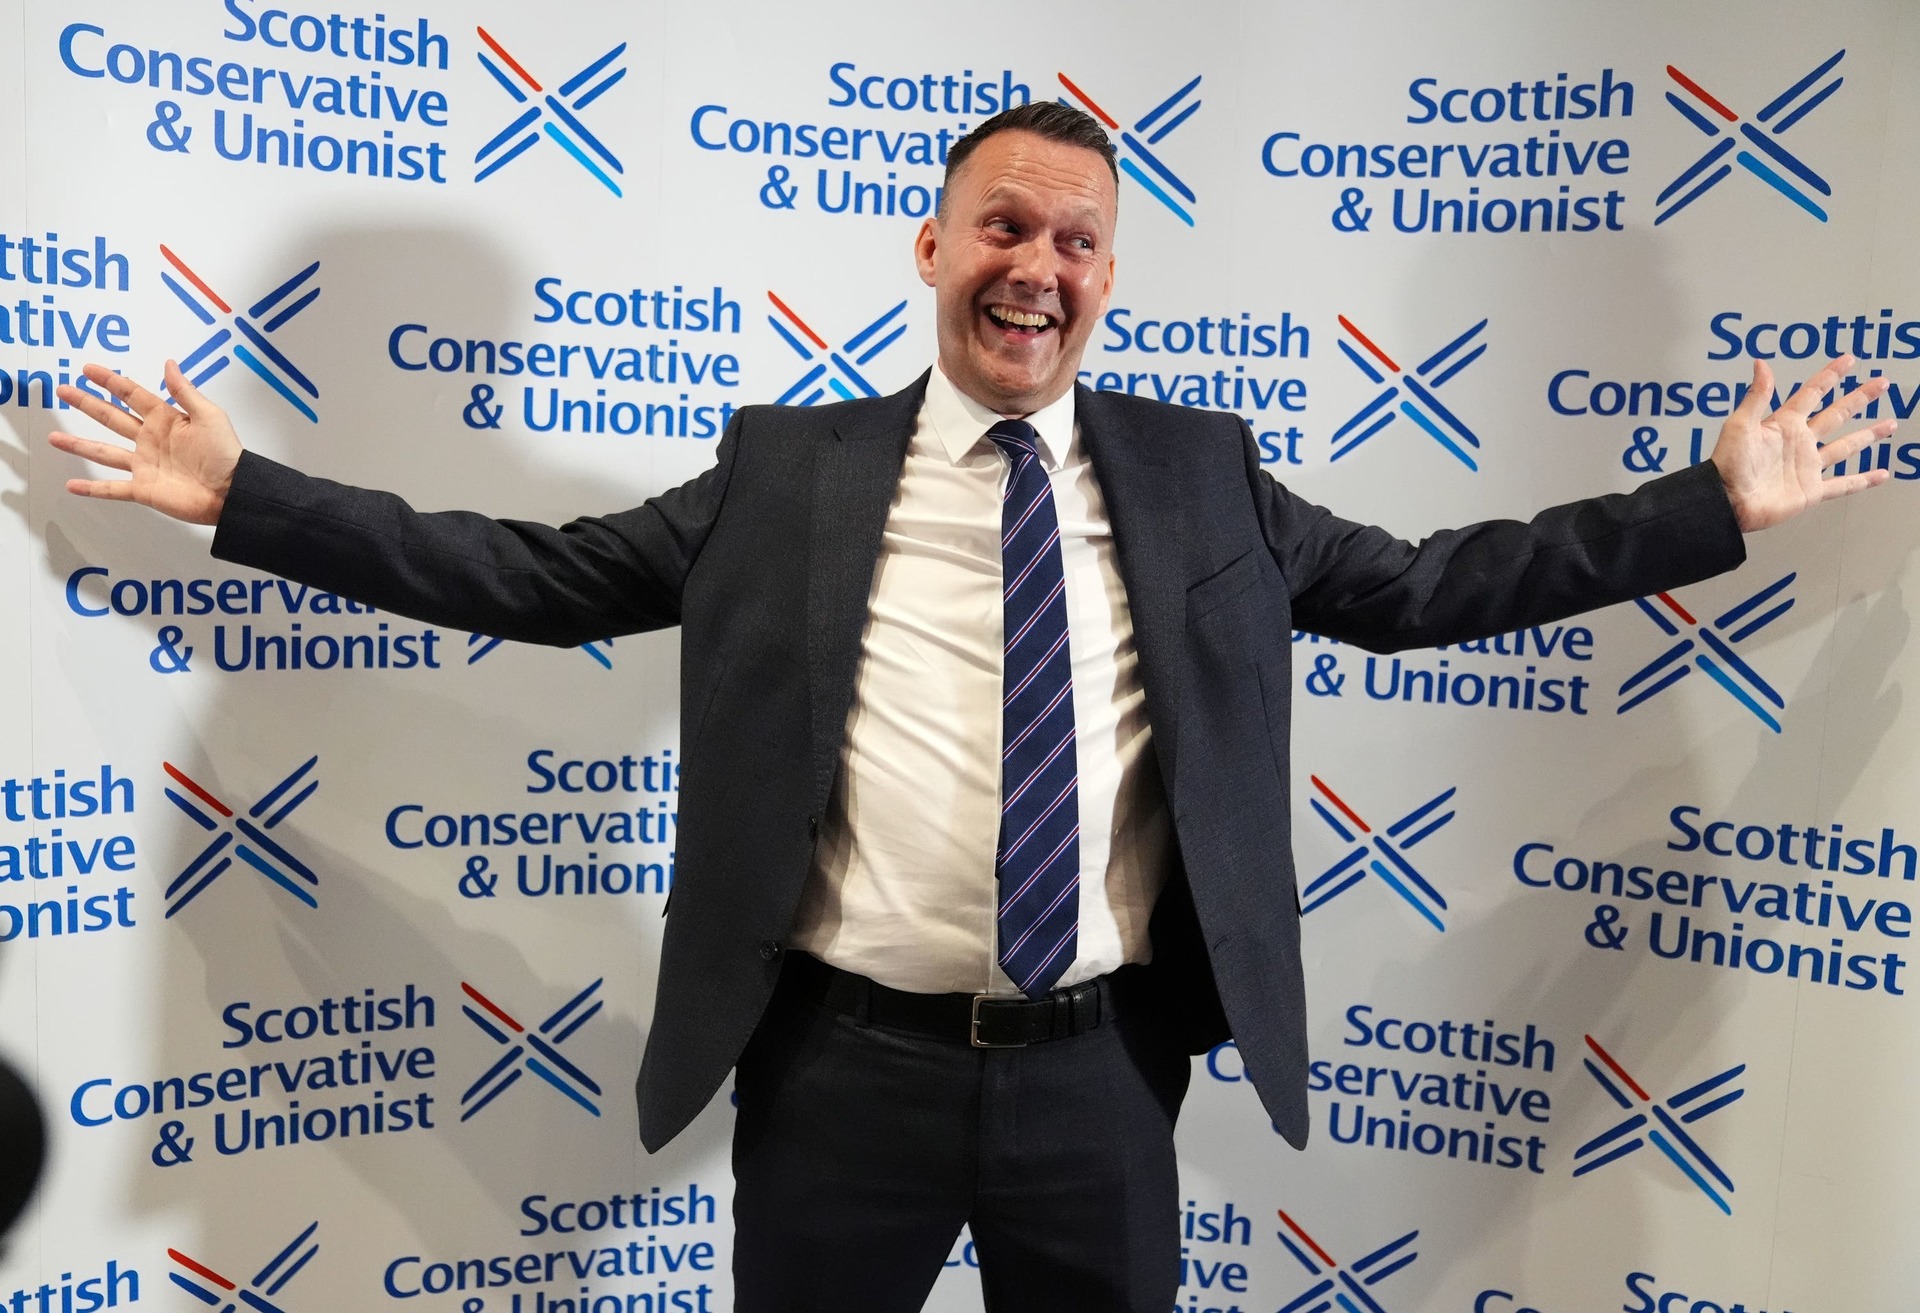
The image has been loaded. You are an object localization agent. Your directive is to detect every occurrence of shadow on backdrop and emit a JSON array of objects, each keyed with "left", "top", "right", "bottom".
[{"left": 26, "top": 220, "right": 725, "bottom": 1288}]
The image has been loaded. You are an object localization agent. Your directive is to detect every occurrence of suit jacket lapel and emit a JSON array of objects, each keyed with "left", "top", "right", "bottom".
[
  {"left": 1076, "top": 386, "right": 1184, "bottom": 788},
  {"left": 806, "top": 372, "right": 927, "bottom": 818},
  {"left": 805, "top": 378, "right": 1184, "bottom": 817}
]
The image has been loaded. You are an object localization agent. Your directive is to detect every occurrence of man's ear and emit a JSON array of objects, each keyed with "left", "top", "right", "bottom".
[
  {"left": 913, "top": 218, "right": 939, "bottom": 288},
  {"left": 1097, "top": 253, "right": 1116, "bottom": 316}
]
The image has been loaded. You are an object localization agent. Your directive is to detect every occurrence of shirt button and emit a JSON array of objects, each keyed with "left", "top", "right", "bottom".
[{"left": 759, "top": 940, "right": 782, "bottom": 961}]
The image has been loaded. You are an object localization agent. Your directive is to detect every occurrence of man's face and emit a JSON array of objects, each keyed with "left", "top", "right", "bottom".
[{"left": 915, "top": 130, "right": 1117, "bottom": 416}]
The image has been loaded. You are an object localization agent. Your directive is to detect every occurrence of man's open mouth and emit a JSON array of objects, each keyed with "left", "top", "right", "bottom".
[{"left": 985, "top": 305, "right": 1057, "bottom": 336}]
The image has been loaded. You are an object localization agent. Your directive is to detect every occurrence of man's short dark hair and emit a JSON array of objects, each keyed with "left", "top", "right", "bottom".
[{"left": 940, "top": 101, "right": 1118, "bottom": 213}]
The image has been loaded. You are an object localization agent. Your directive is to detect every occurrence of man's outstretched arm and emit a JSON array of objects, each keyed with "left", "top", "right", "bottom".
[
  {"left": 48, "top": 361, "right": 737, "bottom": 646},
  {"left": 1261, "top": 355, "right": 1893, "bottom": 651}
]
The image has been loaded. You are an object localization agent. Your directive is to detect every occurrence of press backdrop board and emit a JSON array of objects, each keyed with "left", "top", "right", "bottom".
[{"left": 2, "top": 2, "right": 1918, "bottom": 1310}]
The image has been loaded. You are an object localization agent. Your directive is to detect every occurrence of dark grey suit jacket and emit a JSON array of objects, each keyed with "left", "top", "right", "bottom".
[{"left": 212, "top": 374, "right": 1745, "bottom": 1151}]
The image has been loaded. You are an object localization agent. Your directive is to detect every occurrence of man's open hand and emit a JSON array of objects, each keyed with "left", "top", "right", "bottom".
[
  {"left": 1711, "top": 355, "right": 1893, "bottom": 533},
  {"left": 48, "top": 361, "right": 243, "bottom": 526}
]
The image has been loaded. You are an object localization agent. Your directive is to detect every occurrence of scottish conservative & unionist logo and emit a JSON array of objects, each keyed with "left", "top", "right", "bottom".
[
  {"left": 0, "top": 229, "right": 134, "bottom": 416},
  {"left": 388, "top": 273, "right": 745, "bottom": 440},
  {"left": 1079, "top": 303, "right": 1308, "bottom": 467},
  {"left": 1654, "top": 52, "right": 1843, "bottom": 224},
  {"left": 458, "top": 978, "right": 606, "bottom": 1121},
  {"left": 692, "top": 61, "right": 1038, "bottom": 220},
  {"left": 1617, "top": 574, "right": 1795, "bottom": 733},
  {"left": 57, "top": 4, "right": 452, "bottom": 185},
  {"left": 381, "top": 1182, "right": 721, "bottom": 1309},
  {"left": 1258, "top": 51, "right": 1855, "bottom": 235},
  {"left": 1552, "top": 307, "right": 1920, "bottom": 488},
  {"left": 0, "top": 763, "right": 140, "bottom": 948},
  {"left": 1512, "top": 803, "right": 1913, "bottom": 999},
  {"left": 385, "top": 746, "right": 679, "bottom": 905}
]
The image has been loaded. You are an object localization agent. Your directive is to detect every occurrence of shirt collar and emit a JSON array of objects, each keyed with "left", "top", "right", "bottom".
[{"left": 922, "top": 364, "right": 1076, "bottom": 470}]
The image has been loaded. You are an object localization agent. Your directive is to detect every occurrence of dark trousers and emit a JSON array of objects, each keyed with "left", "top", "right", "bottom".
[{"left": 731, "top": 967, "right": 1191, "bottom": 1312}]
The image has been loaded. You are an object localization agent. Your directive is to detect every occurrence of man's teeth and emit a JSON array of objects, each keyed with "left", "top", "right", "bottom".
[{"left": 989, "top": 307, "right": 1051, "bottom": 329}]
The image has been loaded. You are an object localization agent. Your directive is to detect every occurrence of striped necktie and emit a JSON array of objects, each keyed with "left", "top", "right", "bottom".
[{"left": 987, "top": 418, "right": 1080, "bottom": 999}]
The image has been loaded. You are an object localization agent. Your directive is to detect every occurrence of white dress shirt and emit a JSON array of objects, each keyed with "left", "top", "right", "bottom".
[{"left": 789, "top": 365, "right": 1172, "bottom": 995}]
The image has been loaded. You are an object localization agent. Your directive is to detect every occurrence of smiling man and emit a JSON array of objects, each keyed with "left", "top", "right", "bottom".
[
  {"left": 919, "top": 114, "right": 1115, "bottom": 413},
  {"left": 49, "top": 101, "right": 1892, "bottom": 1313}
]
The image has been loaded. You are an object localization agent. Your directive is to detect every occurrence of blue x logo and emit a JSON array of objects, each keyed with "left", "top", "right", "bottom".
[
  {"left": 160, "top": 246, "right": 321, "bottom": 423},
  {"left": 162, "top": 757, "right": 320, "bottom": 917},
  {"left": 1302, "top": 776, "right": 1456, "bottom": 932},
  {"left": 1332, "top": 316, "right": 1488, "bottom": 470},
  {"left": 1658, "top": 51, "right": 1844, "bottom": 224},
  {"left": 466, "top": 633, "right": 616, "bottom": 669},
  {"left": 460, "top": 979, "right": 606, "bottom": 1120},
  {"left": 767, "top": 292, "right": 909, "bottom": 406},
  {"left": 1574, "top": 1035, "right": 1746, "bottom": 1215},
  {"left": 1057, "top": 73, "right": 1203, "bottom": 226},
  {"left": 169, "top": 1220, "right": 319, "bottom": 1313},
  {"left": 1619, "top": 573, "right": 1795, "bottom": 732},
  {"left": 475, "top": 27, "right": 628, "bottom": 196},
  {"left": 1276, "top": 1209, "right": 1420, "bottom": 1313}
]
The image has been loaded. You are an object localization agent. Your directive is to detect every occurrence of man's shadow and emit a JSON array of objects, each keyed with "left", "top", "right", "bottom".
[
  {"left": 1165, "top": 210, "right": 1920, "bottom": 1305},
  {"left": 19, "top": 222, "right": 735, "bottom": 1293}
]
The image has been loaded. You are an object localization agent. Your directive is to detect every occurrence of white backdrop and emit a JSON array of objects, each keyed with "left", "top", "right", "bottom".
[{"left": 3, "top": 2, "right": 1918, "bottom": 1310}]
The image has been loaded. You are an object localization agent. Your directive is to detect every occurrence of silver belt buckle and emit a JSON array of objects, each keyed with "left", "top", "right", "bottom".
[{"left": 970, "top": 994, "right": 1027, "bottom": 1049}]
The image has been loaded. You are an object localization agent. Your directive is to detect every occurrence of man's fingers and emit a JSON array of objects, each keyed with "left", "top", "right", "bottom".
[
  {"left": 1819, "top": 468, "right": 1890, "bottom": 502},
  {"left": 92, "top": 366, "right": 167, "bottom": 420},
  {"left": 163, "top": 359, "right": 217, "bottom": 421},
  {"left": 48, "top": 431, "right": 135, "bottom": 472},
  {"left": 63, "top": 477, "right": 137, "bottom": 502},
  {"left": 1817, "top": 418, "right": 1898, "bottom": 469},
  {"left": 1811, "top": 377, "right": 1891, "bottom": 439},
  {"left": 1784, "top": 355, "right": 1853, "bottom": 417},
  {"left": 78, "top": 362, "right": 124, "bottom": 391},
  {"left": 1732, "top": 358, "right": 1774, "bottom": 423},
  {"left": 52, "top": 383, "right": 142, "bottom": 440}
]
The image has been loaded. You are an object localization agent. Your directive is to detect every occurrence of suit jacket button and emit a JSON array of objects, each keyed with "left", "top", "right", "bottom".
[
  {"left": 807, "top": 815, "right": 819, "bottom": 841},
  {"left": 759, "top": 940, "right": 782, "bottom": 961}
]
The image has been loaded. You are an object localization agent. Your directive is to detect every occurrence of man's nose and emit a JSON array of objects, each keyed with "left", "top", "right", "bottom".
[{"left": 1006, "top": 233, "right": 1060, "bottom": 293}]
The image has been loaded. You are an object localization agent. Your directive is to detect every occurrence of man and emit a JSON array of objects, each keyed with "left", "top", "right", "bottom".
[{"left": 50, "top": 102, "right": 1892, "bottom": 1311}]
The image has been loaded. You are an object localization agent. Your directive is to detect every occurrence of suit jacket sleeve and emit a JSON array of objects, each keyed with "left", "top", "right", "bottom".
[
  {"left": 1252, "top": 440, "right": 1748, "bottom": 652},
  {"left": 208, "top": 410, "right": 743, "bottom": 646}
]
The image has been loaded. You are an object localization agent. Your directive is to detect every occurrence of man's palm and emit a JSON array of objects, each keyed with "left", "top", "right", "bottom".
[
  {"left": 49, "top": 361, "right": 242, "bottom": 526},
  {"left": 1712, "top": 356, "right": 1892, "bottom": 532}
]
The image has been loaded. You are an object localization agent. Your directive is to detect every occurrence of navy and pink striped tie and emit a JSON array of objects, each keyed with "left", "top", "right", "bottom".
[{"left": 987, "top": 419, "right": 1080, "bottom": 999}]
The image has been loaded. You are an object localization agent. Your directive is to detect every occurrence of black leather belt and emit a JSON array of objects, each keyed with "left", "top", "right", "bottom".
[{"left": 781, "top": 951, "right": 1115, "bottom": 1048}]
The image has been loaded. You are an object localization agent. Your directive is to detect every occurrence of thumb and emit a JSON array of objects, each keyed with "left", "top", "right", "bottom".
[{"left": 164, "top": 358, "right": 217, "bottom": 421}]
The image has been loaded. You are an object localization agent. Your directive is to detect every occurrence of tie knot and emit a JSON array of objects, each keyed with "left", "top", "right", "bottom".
[{"left": 986, "top": 418, "right": 1041, "bottom": 464}]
